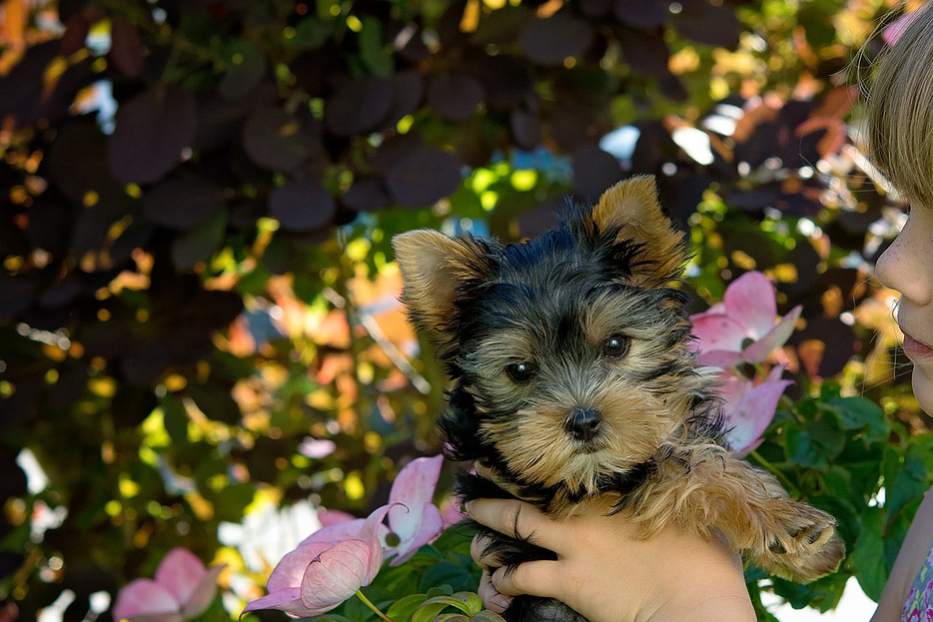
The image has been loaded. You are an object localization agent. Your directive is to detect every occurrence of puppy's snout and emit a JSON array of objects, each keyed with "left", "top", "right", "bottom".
[{"left": 566, "top": 407, "right": 602, "bottom": 442}]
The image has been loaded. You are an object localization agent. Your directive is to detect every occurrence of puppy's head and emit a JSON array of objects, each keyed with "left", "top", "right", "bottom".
[{"left": 393, "top": 176, "right": 709, "bottom": 510}]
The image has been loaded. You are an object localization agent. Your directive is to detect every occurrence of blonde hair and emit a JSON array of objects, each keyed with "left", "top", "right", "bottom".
[{"left": 863, "top": 4, "right": 933, "bottom": 207}]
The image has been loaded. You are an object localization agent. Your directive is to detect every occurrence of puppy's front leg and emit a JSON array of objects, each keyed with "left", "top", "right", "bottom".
[{"left": 624, "top": 444, "right": 845, "bottom": 583}]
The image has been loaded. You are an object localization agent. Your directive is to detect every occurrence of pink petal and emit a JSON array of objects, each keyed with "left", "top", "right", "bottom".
[
  {"left": 154, "top": 548, "right": 206, "bottom": 606},
  {"left": 299, "top": 518, "right": 368, "bottom": 547},
  {"left": 112, "top": 579, "right": 181, "bottom": 621},
  {"left": 884, "top": 11, "right": 920, "bottom": 47},
  {"left": 319, "top": 509, "right": 356, "bottom": 528},
  {"left": 723, "top": 272, "right": 777, "bottom": 339},
  {"left": 244, "top": 587, "right": 328, "bottom": 618},
  {"left": 697, "top": 349, "right": 743, "bottom": 367},
  {"left": 439, "top": 496, "right": 465, "bottom": 529},
  {"left": 179, "top": 565, "right": 224, "bottom": 620},
  {"left": 389, "top": 503, "right": 444, "bottom": 566},
  {"left": 300, "top": 539, "right": 373, "bottom": 610},
  {"left": 360, "top": 504, "right": 392, "bottom": 581},
  {"left": 388, "top": 456, "right": 443, "bottom": 542},
  {"left": 741, "top": 305, "right": 802, "bottom": 364},
  {"left": 299, "top": 437, "right": 336, "bottom": 459},
  {"left": 690, "top": 313, "right": 747, "bottom": 355},
  {"left": 719, "top": 366, "right": 792, "bottom": 456},
  {"left": 268, "top": 541, "right": 333, "bottom": 593}
]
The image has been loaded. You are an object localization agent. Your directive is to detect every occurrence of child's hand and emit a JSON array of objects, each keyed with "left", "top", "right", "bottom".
[{"left": 465, "top": 496, "right": 756, "bottom": 622}]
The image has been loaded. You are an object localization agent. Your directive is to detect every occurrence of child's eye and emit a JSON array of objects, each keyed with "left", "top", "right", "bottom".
[
  {"left": 602, "top": 334, "right": 631, "bottom": 358},
  {"left": 505, "top": 361, "right": 536, "bottom": 383}
]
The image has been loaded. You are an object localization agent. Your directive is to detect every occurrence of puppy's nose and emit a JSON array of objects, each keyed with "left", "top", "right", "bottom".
[{"left": 566, "top": 407, "right": 602, "bottom": 442}]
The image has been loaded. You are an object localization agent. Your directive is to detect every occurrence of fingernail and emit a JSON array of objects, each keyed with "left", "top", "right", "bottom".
[{"left": 463, "top": 501, "right": 473, "bottom": 514}]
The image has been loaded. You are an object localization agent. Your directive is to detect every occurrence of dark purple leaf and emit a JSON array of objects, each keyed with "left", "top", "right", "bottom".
[
  {"left": 427, "top": 72, "right": 485, "bottom": 121},
  {"left": 110, "top": 18, "right": 145, "bottom": 78},
  {"left": 324, "top": 77, "right": 393, "bottom": 136},
  {"left": 518, "top": 196, "right": 564, "bottom": 238},
  {"left": 143, "top": 177, "right": 224, "bottom": 230},
  {"left": 372, "top": 133, "right": 424, "bottom": 176},
  {"left": 614, "top": 0, "right": 668, "bottom": 28},
  {"left": 467, "top": 55, "right": 533, "bottom": 109},
  {"left": 519, "top": 14, "right": 594, "bottom": 66},
  {"left": 510, "top": 110, "right": 541, "bottom": 150},
  {"left": 0, "top": 274, "right": 39, "bottom": 319},
  {"left": 242, "top": 105, "right": 313, "bottom": 171},
  {"left": 581, "top": 0, "right": 613, "bottom": 16},
  {"left": 671, "top": 0, "right": 742, "bottom": 49},
  {"left": 171, "top": 209, "right": 227, "bottom": 269},
  {"left": 384, "top": 70, "right": 424, "bottom": 126},
  {"left": 573, "top": 146, "right": 623, "bottom": 199},
  {"left": 268, "top": 180, "right": 336, "bottom": 231},
  {"left": 616, "top": 27, "right": 670, "bottom": 78},
  {"left": 109, "top": 87, "right": 197, "bottom": 184},
  {"left": 794, "top": 317, "right": 857, "bottom": 378},
  {"left": 219, "top": 40, "right": 266, "bottom": 100},
  {"left": 385, "top": 146, "right": 462, "bottom": 207},
  {"left": 343, "top": 177, "right": 390, "bottom": 212},
  {"left": 0, "top": 41, "right": 57, "bottom": 122}
]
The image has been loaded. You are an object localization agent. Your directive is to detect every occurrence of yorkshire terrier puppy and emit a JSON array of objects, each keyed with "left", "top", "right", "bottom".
[{"left": 393, "top": 176, "right": 845, "bottom": 622}]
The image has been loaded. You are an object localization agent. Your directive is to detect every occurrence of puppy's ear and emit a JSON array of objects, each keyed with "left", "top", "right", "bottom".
[
  {"left": 392, "top": 229, "right": 493, "bottom": 346},
  {"left": 592, "top": 175, "right": 687, "bottom": 285}
]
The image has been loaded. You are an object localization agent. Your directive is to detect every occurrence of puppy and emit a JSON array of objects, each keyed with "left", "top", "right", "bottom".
[{"left": 393, "top": 176, "right": 845, "bottom": 621}]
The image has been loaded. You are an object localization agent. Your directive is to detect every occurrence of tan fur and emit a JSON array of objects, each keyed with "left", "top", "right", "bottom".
[
  {"left": 592, "top": 176, "right": 687, "bottom": 286},
  {"left": 392, "top": 230, "right": 492, "bottom": 353},
  {"left": 620, "top": 438, "right": 845, "bottom": 582}
]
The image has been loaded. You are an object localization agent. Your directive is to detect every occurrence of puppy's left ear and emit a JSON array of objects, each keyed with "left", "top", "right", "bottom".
[
  {"left": 391, "top": 229, "right": 494, "bottom": 351},
  {"left": 592, "top": 175, "right": 687, "bottom": 286}
]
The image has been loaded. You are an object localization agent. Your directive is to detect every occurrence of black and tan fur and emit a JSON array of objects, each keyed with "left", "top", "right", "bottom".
[{"left": 392, "top": 176, "right": 845, "bottom": 622}]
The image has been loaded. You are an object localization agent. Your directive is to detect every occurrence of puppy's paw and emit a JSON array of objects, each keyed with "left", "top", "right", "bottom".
[{"left": 756, "top": 500, "right": 845, "bottom": 583}]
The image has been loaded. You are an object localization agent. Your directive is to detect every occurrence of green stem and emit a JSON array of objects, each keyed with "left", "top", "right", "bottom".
[
  {"left": 749, "top": 450, "right": 801, "bottom": 497},
  {"left": 354, "top": 590, "right": 394, "bottom": 622}
]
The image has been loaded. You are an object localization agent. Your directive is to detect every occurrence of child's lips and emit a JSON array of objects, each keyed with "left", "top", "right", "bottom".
[{"left": 903, "top": 331, "right": 933, "bottom": 360}]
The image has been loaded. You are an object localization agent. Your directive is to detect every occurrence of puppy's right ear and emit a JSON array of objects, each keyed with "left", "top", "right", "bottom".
[{"left": 392, "top": 229, "right": 494, "bottom": 347}]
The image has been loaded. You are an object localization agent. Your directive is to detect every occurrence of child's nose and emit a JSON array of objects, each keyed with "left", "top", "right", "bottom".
[{"left": 876, "top": 225, "right": 932, "bottom": 307}]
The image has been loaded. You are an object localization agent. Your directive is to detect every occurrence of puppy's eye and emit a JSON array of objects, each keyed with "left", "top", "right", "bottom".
[
  {"left": 506, "top": 362, "right": 536, "bottom": 383},
  {"left": 603, "top": 334, "right": 630, "bottom": 358}
]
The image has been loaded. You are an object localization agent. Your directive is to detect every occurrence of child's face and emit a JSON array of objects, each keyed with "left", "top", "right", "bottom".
[{"left": 876, "top": 205, "right": 933, "bottom": 413}]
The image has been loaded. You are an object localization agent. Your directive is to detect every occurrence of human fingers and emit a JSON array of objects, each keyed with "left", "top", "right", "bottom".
[
  {"left": 478, "top": 569, "right": 513, "bottom": 614},
  {"left": 470, "top": 534, "right": 505, "bottom": 568},
  {"left": 490, "top": 561, "right": 563, "bottom": 599},
  {"left": 465, "top": 498, "right": 565, "bottom": 553}
]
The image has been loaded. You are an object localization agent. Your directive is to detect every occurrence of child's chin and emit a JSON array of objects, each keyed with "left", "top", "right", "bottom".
[{"left": 912, "top": 366, "right": 933, "bottom": 415}]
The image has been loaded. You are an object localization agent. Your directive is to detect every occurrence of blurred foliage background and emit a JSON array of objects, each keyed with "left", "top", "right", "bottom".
[{"left": 1, "top": 0, "right": 932, "bottom": 620}]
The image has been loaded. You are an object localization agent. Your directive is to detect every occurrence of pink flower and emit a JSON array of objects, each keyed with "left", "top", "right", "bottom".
[
  {"left": 318, "top": 509, "right": 356, "bottom": 528},
  {"left": 690, "top": 272, "right": 801, "bottom": 367},
  {"left": 113, "top": 548, "right": 224, "bottom": 622},
  {"left": 386, "top": 455, "right": 445, "bottom": 565},
  {"left": 715, "top": 366, "right": 792, "bottom": 456},
  {"left": 298, "top": 437, "right": 336, "bottom": 459},
  {"left": 884, "top": 11, "right": 920, "bottom": 47},
  {"left": 439, "top": 495, "right": 466, "bottom": 529},
  {"left": 244, "top": 505, "right": 391, "bottom": 618}
]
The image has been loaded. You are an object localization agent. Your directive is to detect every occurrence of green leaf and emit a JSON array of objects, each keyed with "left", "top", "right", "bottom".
[
  {"left": 851, "top": 507, "right": 886, "bottom": 601},
  {"left": 785, "top": 427, "right": 825, "bottom": 468},
  {"left": 411, "top": 601, "right": 454, "bottom": 622},
  {"left": 359, "top": 17, "right": 393, "bottom": 77},
  {"left": 162, "top": 396, "right": 188, "bottom": 445},
  {"left": 219, "top": 40, "right": 266, "bottom": 100},
  {"left": 472, "top": 612, "right": 508, "bottom": 622},
  {"left": 171, "top": 209, "right": 227, "bottom": 270},
  {"left": 826, "top": 397, "right": 887, "bottom": 444},
  {"left": 288, "top": 17, "right": 332, "bottom": 50},
  {"left": 885, "top": 448, "right": 928, "bottom": 523},
  {"left": 434, "top": 616, "right": 469, "bottom": 622},
  {"left": 386, "top": 594, "right": 428, "bottom": 622}
]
